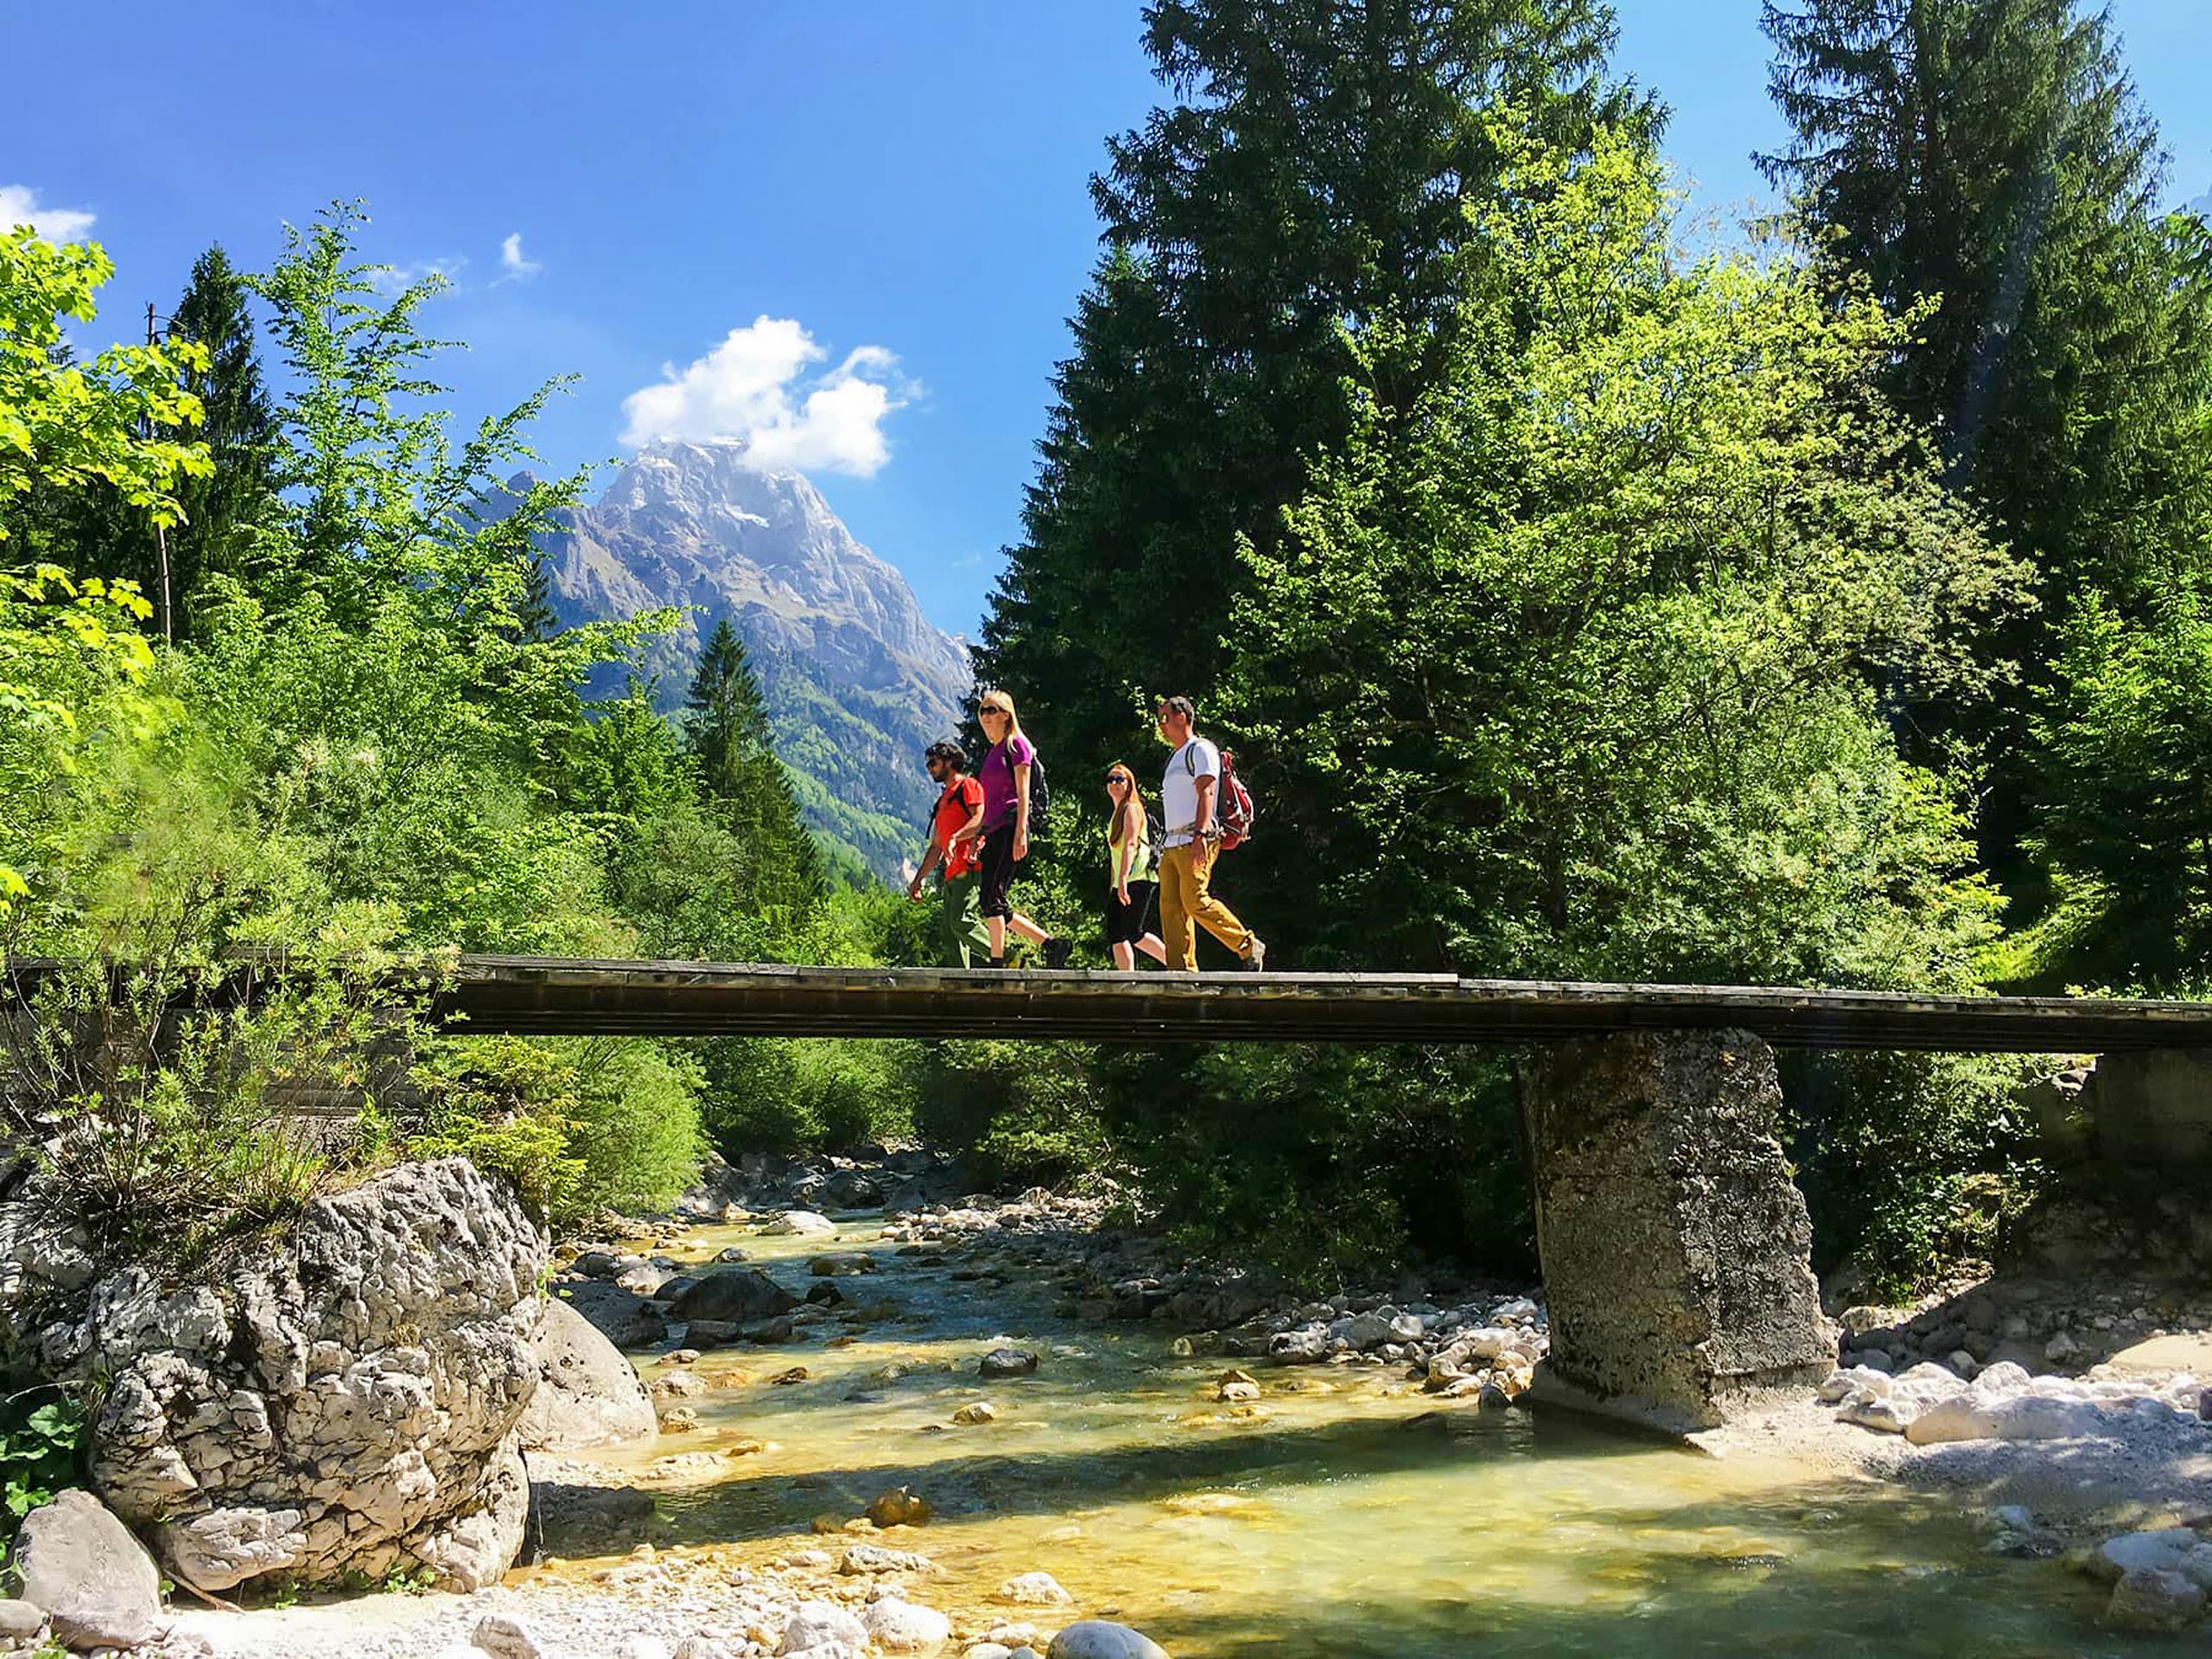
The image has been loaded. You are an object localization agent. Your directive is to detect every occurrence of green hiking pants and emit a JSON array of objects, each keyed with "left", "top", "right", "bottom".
[{"left": 940, "top": 871, "right": 992, "bottom": 967}]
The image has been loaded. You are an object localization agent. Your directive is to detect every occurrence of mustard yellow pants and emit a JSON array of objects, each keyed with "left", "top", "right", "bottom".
[{"left": 1157, "top": 840, "right": 1254, "bottom": 971}]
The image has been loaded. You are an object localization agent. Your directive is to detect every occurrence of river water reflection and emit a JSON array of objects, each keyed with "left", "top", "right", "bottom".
[{"left": 561, "top": 1217, "right": 2158, "bottom": 1657}]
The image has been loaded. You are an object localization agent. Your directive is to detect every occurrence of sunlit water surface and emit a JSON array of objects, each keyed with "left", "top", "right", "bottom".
[{"left": 531, "top": 1218, "right": 2163, "bottom": 1658}]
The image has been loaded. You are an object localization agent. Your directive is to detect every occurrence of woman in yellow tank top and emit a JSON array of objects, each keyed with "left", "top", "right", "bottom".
[{"left": 1104, "top": 762, "right": 1168, "bottom": 970}]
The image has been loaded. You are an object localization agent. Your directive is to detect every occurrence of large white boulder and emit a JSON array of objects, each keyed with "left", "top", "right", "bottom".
[
  {"left": 2093, "top": 1529, "right": 2212, "bottom": 1590},
  {"left": 763, "top": 1211, "right": 839, "bottom": 1237},
  {"left": 48, "top": 1159, "right": 545, "bottom": 1596}
]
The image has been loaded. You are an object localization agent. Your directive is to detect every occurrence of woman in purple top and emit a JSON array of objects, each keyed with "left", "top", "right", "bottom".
[{"left": 950, "top": 689, "right": 1071, "bottom": 969}]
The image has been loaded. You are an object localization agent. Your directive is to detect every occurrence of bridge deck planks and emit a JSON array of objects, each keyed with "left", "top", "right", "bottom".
[{"left": 435, "top": 956, "right": 2212, "bottom": 1052}]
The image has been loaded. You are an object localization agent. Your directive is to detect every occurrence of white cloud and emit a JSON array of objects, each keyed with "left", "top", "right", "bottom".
[
  {"left": 0, "top": 184, "right": 95, "bottom": 243},
  {"left": 499, "top": 232, "right": 542, "bottom": 281},
  {"left": 366, "top": 257, "right": 465, "bottom": 297},
  {"left": 620, "top": 316, "right": 913, "bottom": 475}
]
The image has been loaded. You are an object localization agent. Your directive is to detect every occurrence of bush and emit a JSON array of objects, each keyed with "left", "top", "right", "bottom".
[
  {"left": 0, "top": 1388, "right": 87, "bottom": 1535},
  {"left": 913, "top": 1039, "right": 1112, "bottom": 1185},
  {"left": 568, "top": 1039, "right": 709, "bottom": 1214},
  {"left": 702, "top": 1036, "right": 922, "bottom": 1154},
  {"left": 1783, "top": 1049, "right": 2053, "bottom": 1294},
  {"left": 413, "top": 1034, "right": 707, "bottom": 1224},
  {"left": 1098, "top": 1043, "right": 1530, "bottom": 1287}
]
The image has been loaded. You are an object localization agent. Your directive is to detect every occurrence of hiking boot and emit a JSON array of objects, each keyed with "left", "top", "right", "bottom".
[
  {"left": 1041, "top": 936, "right": 1073, "bottom": 970},
  {"left": 1243, "top": 938, "right": 1268, "bottom": 972}
]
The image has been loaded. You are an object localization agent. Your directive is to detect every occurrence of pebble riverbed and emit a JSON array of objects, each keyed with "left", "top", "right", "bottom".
[{"left": 161, "top": 1165, "right": 2212, "bottom": 1656}]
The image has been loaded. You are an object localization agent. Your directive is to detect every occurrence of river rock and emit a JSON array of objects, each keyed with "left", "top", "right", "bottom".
[
  {"left": 48, "top": 1159, "right": 542, "bottom": 1597},
  {"left": 866, "top": 1485, "right": 935, "bottom": 1527},
  {"left": 14, "top": 1489, "right": 161, "bottom": 1651},
  {"left": 1904, "top": 1390, "right": 2107, "bottom": 1445},
  {"left": 826, "top": 1172, "right": 887, "bottom": 1209},
  {"left": 953, "top": 1402, "right": 998, "bottom": 1426},
  {"left": 2092, "top": 1529, "right": 2212, "bottom": 1588},
  {"left": 2107, "top": 1567, "right": 2207, "bottom": 1632},
  {"left": 474, "top": 1613, "right": 544, "bottom": 1658},
  {"left": 779, "top": 1599, "right": 868, "bottom": 1654},
  {"left": 763, "top": 1211, "right": 839, "bottom": 1237},
  {"left": 670, "top": 1268, "right": 800, "bottom": 1325},
  {"left": 980, "top": 1346, "right": 1039, "bottom": 1379},
  {"left": 0, "top": 1600, "right": 44, "bottom": 1642},
  {"left": 862, "top": 1596, "right": 952, "bottom": 1651},
  {"left": 842, "top": 1543, "right": 937, "bottom": 1573},
  {"left": 1047, "top": 1622, "right": 1170, "bottom": 1659},
  {"left": 996, "top": 1572, "right": 1072, "bottom": 1605},
  {"left": 519, "top": 1298, "right": 658, "bottom": 1451}
]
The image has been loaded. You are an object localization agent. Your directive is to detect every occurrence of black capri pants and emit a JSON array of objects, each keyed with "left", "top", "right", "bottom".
[
  {"left": 978, "top": 821, "right": 1020, "bottom": 919},
  {"left": 1105, "top": 879, "right": 1159, "bottom": 947}
]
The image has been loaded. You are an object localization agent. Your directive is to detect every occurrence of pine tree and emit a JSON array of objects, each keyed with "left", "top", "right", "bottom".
[
  {"left": 164, "top": 244, "right": 277, "bottom": 629},
  {"left": 515, "top": 550, "right": 560, "bottom": 645},
  {"left": 1760, "top": 0, "right": 2212, "bottom": 871},
  {"left": 980, "top": 0, "right": 1655, "bottom": 772},
  {"left": 686, "top": 615, "right": 824, "bottom": 911}
]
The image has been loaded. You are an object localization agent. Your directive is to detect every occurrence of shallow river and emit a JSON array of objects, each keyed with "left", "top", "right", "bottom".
[{"left": 550, "top": 1217, "right": 2161, "bottom": 1657}]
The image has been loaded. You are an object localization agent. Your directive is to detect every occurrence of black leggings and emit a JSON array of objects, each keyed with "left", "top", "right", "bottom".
[
  {"left": 978, "top": 822, "right": 1020, "bottom": 920},
  {"left": 1105, "top": 880, "right": 1159, "bottom": 947}
]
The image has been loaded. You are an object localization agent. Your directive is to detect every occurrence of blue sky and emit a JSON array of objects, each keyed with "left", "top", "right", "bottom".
[{"left": 10, "top": 1, "right": 2210, "bottom": 640}]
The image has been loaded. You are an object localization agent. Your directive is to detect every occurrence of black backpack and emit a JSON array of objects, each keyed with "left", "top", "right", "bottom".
[
  {"left": 989, "top": 739, "right": 1049, "bottom": 830},
  {"left": 1027, "top": 753, "right": 1051, "bottom": 826}
]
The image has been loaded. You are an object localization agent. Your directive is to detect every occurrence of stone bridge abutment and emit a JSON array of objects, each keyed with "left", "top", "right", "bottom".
[{"left": 1519, "top": 1028, "right": 1836, "bottom": 1432}]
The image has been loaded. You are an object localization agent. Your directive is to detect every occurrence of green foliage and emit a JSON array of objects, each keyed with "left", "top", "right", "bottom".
[
  {"left": 1761, "top": 0, "right": 2212, "bottom": 868},
  {"left": 412, "top": 1037, "right": 588, "bottom": 1223},
  {"left": 912, "top": 1039, "right": 1109, "bottom": 1186},
  {"left": 162, "top": 244, "right": 279, "bottom": 631},
  {"left": 0, "top": 565, "right": 160, "bottom": 926},
  {"left": 2023, "top": 584, "right": 2212, "bottom": 987},
  {"left": 1783, "top": 1050, "right": 2050, "bottom": 1292},
  {"left": 685, "top": 616, "right": 824, "bottom": 923},
  {"left": 1103, "top": 1045, "right": 1529, "bottom": 1282},
  {"left": 1224, "top": 124, "right": 2019, "bottom": 983},
  {"left": 980, "top": 0, "right": 1652, "bottom": 771},
  {"left": 702, "top": 1036, "right": 921, "bottom": 1155},
  {"left": 0, "top": 228, "right": 210, "bottom": 542},
  {"left": 0, "top": 1389, "right": 87, "bottom": 1532},
  {"left": 568, "top": 1039, "right": 709, "bottom": 1215},
  {"left": 414, "top": 1035, "right": 707, "bottom": 1224}
]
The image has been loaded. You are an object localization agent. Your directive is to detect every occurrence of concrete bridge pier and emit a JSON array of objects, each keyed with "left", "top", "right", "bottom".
[{"left": 1519, "top": 1027, "right": 1837, "bottom": 1433}]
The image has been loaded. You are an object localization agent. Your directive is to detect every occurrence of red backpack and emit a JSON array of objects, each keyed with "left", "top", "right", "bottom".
[
  {"left": 1217, "top": 748, "right": 1257, "bottom": 850},
  {"left": 1177, "top": 740, "right": 1258, "bottom": 849}
]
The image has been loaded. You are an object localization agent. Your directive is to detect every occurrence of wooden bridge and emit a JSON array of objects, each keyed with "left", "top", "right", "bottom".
[
  {"left": 435, "top": 954, "right": 2212, "bottom": 1052},
  {"left": 35, "top": 951, "right": 2194, "bottom": 1439},
  {"left": 434, "top": 955, "right": 2212, "bottom": 1435}
]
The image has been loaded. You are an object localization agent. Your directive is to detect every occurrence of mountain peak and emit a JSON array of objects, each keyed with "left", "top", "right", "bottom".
[{"left": 537, "top": 451, "right": 972, "bottom": 879}]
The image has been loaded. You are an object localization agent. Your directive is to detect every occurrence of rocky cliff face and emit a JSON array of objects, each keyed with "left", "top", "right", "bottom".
[{"left": 535, "top": 441, "right": 974, "bottom": 878}]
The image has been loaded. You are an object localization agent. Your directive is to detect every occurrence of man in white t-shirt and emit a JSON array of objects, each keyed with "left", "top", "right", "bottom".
[{"left": 1154, "top": 696, "right": 1265, "bottom": 972}]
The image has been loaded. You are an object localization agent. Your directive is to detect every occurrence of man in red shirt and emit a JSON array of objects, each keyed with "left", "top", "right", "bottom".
[{"left": 907, "top": 741, "right": 992, "bottom": 967}]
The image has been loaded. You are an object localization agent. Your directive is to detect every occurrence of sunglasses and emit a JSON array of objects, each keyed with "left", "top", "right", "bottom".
[
  {"left": 980, "top": 706, "right": 1008, "bottom": 717},
  {"left": 1105, "top": 775, "right": 1129, "bottom": 786}
]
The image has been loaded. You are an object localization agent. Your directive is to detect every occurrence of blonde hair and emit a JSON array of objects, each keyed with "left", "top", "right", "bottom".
[
  {"left": 1105, "top": 760, "right": 1148, "bottom": 847},
  {"left": 976, "top": 687, "right": 1026, "bottom": 747}
]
